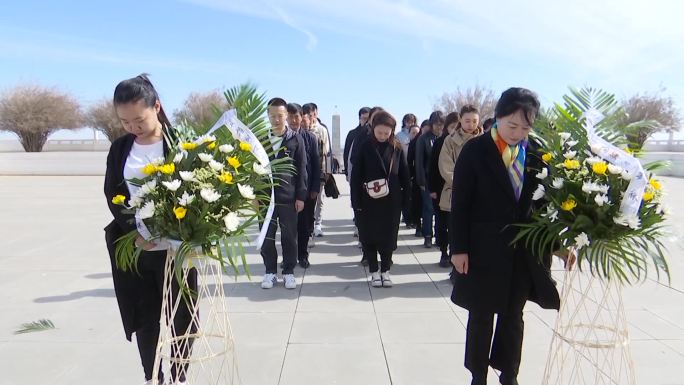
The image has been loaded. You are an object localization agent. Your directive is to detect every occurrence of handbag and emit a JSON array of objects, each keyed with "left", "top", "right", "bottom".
[
  {"left": 324, "top": 174, "right": 340, "bottom": 199},
  {"left": 364, "top": 147, "right": 395, "bottom": 199}
]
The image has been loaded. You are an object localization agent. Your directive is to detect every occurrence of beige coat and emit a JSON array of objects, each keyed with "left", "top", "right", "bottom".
[{"left": 438, "top": 127, "right": 483, "bottom": 211}]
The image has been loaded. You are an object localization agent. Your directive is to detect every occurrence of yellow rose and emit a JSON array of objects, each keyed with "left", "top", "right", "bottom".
[
  {"left": 207, "top": 142, "right": 216, "bottom": 150},
  {"left": 173, "top": 206, "right": 187, "bottom": 220},
  {"left": 218, "top": 172, "right": 234, "bottom": 184},
  {"left": 239, "top": 142, "right": 252, "bottom": 152},
  {"left": 561, "top": 198, "right": 577, "bottom": 211},
  {"left": 542, "top": 153, "right": 553, "bottom": 162},
  {"left": 228, "top": 157, "right": 241, "bottom": 169},
  {"left": 592, "top": 161, "right": 608, "bottom": 175},
  {"left": 643, "top": 191, "right": 654, "bottom": 202},
  {"left": 141, "top": 163, "right": 157, "bottom": 175},
  {"left": 649, "top": 179, "right": 662, "bottom": 190},
  {"left": 157, "top": 163, "right": 175, "bottom": 174},
  {"left": 563, "top": 159, "right": 580, "bottom": 170},
  {"left": 111, "top": 194, "right": 126, "bottom": 205},
  {"left": 181, "top": 142, "right": 198, "bottom": 150}
]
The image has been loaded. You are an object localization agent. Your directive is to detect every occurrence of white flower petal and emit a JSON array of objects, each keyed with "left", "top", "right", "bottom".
[
  {"left": 161, "top": 179, "right": 182, "bottom": 192},
  {"left": 140, "top": 179, "right": 157, "bottom": 196},
  {"left": 563, "top": 151, "right": 577, "bottom": 159},
  {"left": 219, "top": 144, "right": 234, "bottom": 154},
  {"left": 138, "top": 201, "right": 155, "bottom": 219},
  {"left": 574, "top": 232, "right": 590, "bottom": 250},
  {"left": 198, "top": 153, "right": 213, "bottom": 162},
  {"left": 607, "top": 164, "right": 623, "bottom": 175},
  {"left": 535, "top": 168, "right": 548, "bottom": 180},
  {"left": 177, "top": 192, "right": 195, "bottom": 207},
  {"left": 200, "top": 188, "right": 221, "bottom": 203},
  {"left": 551, "top": 178, "right": 564, "bottom": 189},
  {"left": 237, "top": 183, "right": 256, "bottom": 200},
  {"left": 209, "top": 160, "right": 225, "bottom": 171},
  {"left": 253, "top": 162, "right": 269, "bottom": 175},
  {"left": 223, "top": 212, "right": 241, "bottom": 232}
]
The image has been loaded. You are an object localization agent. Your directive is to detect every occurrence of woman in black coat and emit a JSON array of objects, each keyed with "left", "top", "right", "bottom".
[
  {"left": 407, "top": 120, "right": 429, "bottom": 236},
  {"left": 450, "top": 88, "right": 563, "bottom": 385},
  {"left": 104, "top": 75, "right": 195, "bottom": 385},
  {"left": 351, "top": 111, "right": 410, "bottom": 288}
]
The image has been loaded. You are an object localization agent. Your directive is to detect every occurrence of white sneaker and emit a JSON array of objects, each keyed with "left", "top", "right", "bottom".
[
  {"left": 261, "top": 273, "right": 277, "bottom": 289},
  {"left": 314, "top": 226, "right": 324, "bottom": 237},
  {"left": 381, "top": 272, "right": 393, "bottom": 287},
  {"left": 284, "top": 274, "right": 297, "bottom": 289},
  {"left": 370, "top": 272, "right": 382, "bottom": 288}
]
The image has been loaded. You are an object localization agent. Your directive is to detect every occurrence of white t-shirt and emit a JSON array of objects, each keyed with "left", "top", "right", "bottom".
[{"left": 124, "top": 140, "right": 167, "bottom": 251}]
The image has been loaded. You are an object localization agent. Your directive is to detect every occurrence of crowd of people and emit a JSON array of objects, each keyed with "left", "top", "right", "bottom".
[{"left": 104, "top": 74, "right": 566, "bottom": 384}]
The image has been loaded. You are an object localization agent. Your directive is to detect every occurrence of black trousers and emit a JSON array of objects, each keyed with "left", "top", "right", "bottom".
[
  {"left": 411, "top": 181, "right": 423, "bottom": 230},
  {"left": 297, "top": 196, "right": 317, "bottom": 261},
  {"left": 362, "top": 243, "right": 393, "bottom": 273},
  {"left": 435, "top": 208, "right": 450, "bottom": 255},
  {"left": 261, "top": 203, "right": 298, "bottom": 274},
  {"left": 464, "top": 255, "right": 532, "bottom": 382},
  {"left": 134, "top": 250, "right": 197, "bottom": 382}
]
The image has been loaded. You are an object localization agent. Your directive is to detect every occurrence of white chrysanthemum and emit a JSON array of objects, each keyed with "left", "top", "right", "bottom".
[
  {"left": 129, "top": 196, "right": 143, "bottom": 208},
  {"left": 223, "top": 211, "right": 241, "bottom": 232},
  {"left": 138, "top": 201, "right": 156, "bottom": 219},
  {"left": 586, "top": 156, "right": 602, "bottom": 165},
  {"left": 198, "top": 153, "right": 213, "bottom": 162},
  {"left": 621, "top": 170, "right": 633, "bottom": 181},
  {"left": 559, "top": 132, "right": 571, "bottom": 142},
  {"left": 178, "top": 191, "right": 195, "bottom": 206},
  {"left": 545, "top": 206, "right": 559, "bottom": 222},
  {"left": 162, "top": 179, "right": 181, "bottom": 192},
  {"left": 582, "top": 181, "right": 598, "bottom": 194},
  {"left": 594, "top": 194, "right": 609, "bottom": 207},
  {"left": 532, "top": 184, "right": 545, "bottom": 201},
  {"left": 151, "top": 157, "right": 165, "bottom": 166},
  {"left": 563, "top": 151, "right": 577, "bottom": 159},
  {"left": 551, "top": 178, "right": 564, "bottom": 189},
  {"left": 199, "top": 134, "right": 216, "bottom": 143},
  {"left": 574, "top": 232, "right": 590, "bottom": 250},
  {"left": 219, "top": 144, "right": 234, "bottom": 154},
  {"left": 238, "top": 184, "right": 256, "bottom": 199},
  {"left": 614, "top": 214, "right": 640, "bottom": 229},
  {"left": 140, "top": 180, "right": 157, "bottom": 196},
  {"left": 535, "top": 168, "right": 548, "bottom": 180},
  {"left": 179, "top": 171, "right": 197, "bottom": 182},
  {"left": 253, "top": 162, "right": 269, "bottom": 175},
  {"left": 173, "top": 152, "right": 186, "bottom": 163},
  {"left": 200, "top": 188, "right": 221, "bottom": 203},
  {"left": 209, "top": 160, "right": 225, "bottom": 171},
  {"left": 590, "top": 144, "right": 603, "bottom": 154},
  {"left": 597, "top": 184, "right": 609, "bottom": 194},
  {"left": 566, "top": 140, "right": 579, "bottom": 147},
  {"left": 607, "top": 164, "right": 623, "bottom": 174}
]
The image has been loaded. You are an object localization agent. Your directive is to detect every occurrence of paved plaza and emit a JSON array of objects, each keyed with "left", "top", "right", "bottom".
[{"left": 1, "top": 153, "right": 683, "bottom": 385}]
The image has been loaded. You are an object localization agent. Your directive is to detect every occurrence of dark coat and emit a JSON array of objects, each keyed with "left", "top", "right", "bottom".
[
  {"left": 343, "top": 124, "right": 364, "bottom": 176},
  {"left": 427, "top": 133, "right": 448, "bottom": 198},
  {"left": 351, "top": 140, "right": 410, "bottom": 251},
  {"left": 269, "top": 128, "right": 308, "bottom": 204},
  {"left": 104, "top": 133, "right": 170, "bottom": 341},
  {"left": 297, "top": 129, "right": 321, "bottom": 195},
  {"left": 414, "top": 131, "right": 437, "bottom": 188},
  {"left": 449, "top": 134, "right": 560, "bottom": 314}
]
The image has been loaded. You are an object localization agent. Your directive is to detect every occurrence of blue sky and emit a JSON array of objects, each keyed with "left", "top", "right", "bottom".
[{"left": 1, "top": 0, "right": 683, "bottom": 141}]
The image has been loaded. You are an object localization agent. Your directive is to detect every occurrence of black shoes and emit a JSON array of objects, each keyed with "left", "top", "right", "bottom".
[
  {"left": 499, "top": 373, "right": 519, "bottom": 385},
  {"left": 414, "top": 229, "right": 423, "bottom": 237},
  {"left": 298, "top": 259, "right": 310, "bottom": 269},
  {"left": 439, "top": 252, "right": 451, "bottom": 268},
  {"left": 423, "top": 237, "right": 433, "bottom": 248},
  {"left": 360, "top": 258, "right": 369, "bottom": 267}
]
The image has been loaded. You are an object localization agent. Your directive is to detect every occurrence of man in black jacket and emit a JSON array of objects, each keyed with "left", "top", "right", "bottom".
[
  {"left": 261, "top": 98, "right": 308, "bottom": 290},
  {"left": 287, "top": 102, "right": 320, "bottom": 268},
  {"left": 343, "top": 107, "right": 370, "bottom": 179}
]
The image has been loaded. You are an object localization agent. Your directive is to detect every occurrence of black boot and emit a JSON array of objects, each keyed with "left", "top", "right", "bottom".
[
  {"left": 499, "top": 373, "right": 519, "bottom": 385},
  {"left": 439, "top": 250, "right": 450, "bottom": 267},
  {"left": 423, "top": 237, "right": 433, "bottom": 248},
  {"left": 414, "top": 228, "right": 423, "bottom": 237}
]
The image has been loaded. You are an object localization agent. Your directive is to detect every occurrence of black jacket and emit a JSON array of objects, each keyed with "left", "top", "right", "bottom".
[
  {"left": 407, "top": 133, "right": 420, "bottom": 180},
  {"left": 427, "top": 133, "right": 448, "bottom": 197},
  {"left": 343, "top": 124, "right": 363, "bottom": 176},
  {"left": 414, "top": 131, "right": 437, "bottom": 187},
  {"left": 269, "top": 128, "right": 308, "bottom": 203},
  {"left": 349, "top": 124, "right": 371, "bottom": 180},
  {"left": 103, "top": 133, "right": 170, "bottom": 341},
  {"left": 351, "top": 139, "right": 410, "bottom": 250},
  {"left": 297, "top": 129, "right": 321, "bottom": 195},
  {"left": 449, "top": 134, "right": 560, "bottom": 314}
]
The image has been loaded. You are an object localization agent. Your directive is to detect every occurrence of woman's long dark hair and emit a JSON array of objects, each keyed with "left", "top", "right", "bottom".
[
  {"left": 113, "top": 73, "right": 174, "bottom": 138},
  {"left": 371, "top": 110, "right": 401, "bottom": 149}
]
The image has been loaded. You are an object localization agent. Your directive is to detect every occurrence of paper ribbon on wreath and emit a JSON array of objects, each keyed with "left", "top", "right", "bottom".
[
  {"left": 583, "top": 108, "right": 647, "bottom": 218},
  {"left": 206, "top": 109, "right": 274, "bottom": 251}
]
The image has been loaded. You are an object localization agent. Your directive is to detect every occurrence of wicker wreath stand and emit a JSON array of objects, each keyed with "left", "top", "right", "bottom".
[
  {"left": 152, "top": 244, "right": 241, "bottom": 385},
  {"left": 542, "top": 267, "right": 636, "bottom": 385}
]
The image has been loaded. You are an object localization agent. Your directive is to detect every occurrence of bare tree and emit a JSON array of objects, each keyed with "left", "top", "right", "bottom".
[
  {"left": 173, "top": 90, "right": 228, "bottom": 131},
  {"left": 620, "top": 88, "right": 681, "bottom": 149},
  {"left": 433, "top": 85, "right": 498, "bottom": 119},
  {"left": 0, "top": 85, "right": 83, "bottom": 152},
  {"left": 87, "top": 99, "right": 127, "bottom": 142}
]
